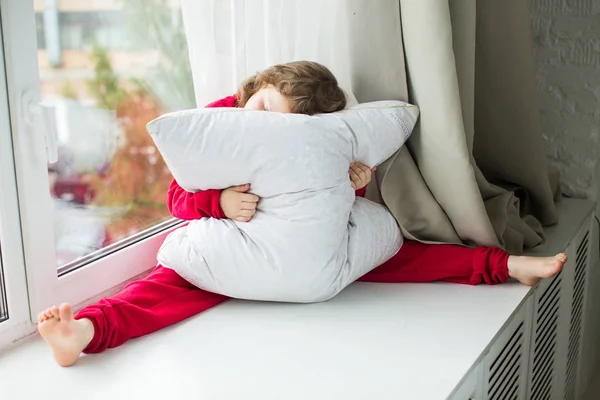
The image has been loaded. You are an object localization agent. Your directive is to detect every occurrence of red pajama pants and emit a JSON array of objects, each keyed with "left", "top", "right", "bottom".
[{"left": 76, "top": 240, "right": 510, "bottom": 353}]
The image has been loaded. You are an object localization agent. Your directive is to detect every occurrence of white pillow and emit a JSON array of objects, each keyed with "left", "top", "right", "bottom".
[{"left": 148, "top": 101, "right": 419, "bottom": 303}]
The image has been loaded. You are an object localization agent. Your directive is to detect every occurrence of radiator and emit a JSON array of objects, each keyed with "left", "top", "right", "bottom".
[{"left": 450, "top": 208, "right": 598, "bottom": 400}]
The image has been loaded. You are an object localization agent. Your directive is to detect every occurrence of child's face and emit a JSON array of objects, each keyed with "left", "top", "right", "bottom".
[{"left": 244, "top": 85, "right": 291, "bottom": 113}]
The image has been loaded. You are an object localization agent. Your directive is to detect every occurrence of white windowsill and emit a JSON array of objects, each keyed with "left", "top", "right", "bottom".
[{"left": 0, "top": 198, "right": 593, "bottom": 400}]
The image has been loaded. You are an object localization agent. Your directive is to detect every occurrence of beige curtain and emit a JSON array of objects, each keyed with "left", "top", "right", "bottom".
[
  {"left": 182, "top": 0, "right": 559, "bottom": 254},
  {"left": 372, "top": 0, "right": 559, "bottom": 254}
]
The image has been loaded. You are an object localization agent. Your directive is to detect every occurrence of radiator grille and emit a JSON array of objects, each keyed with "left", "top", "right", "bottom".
[
  {"left": 564, "top": 231, "right": 589, "bottom": 400},
  {"left": 488, "top": 321, "right": 525, "bottom": 400},
  {"left": 531, "top": 272, "right": 562, "bottom": 400}
]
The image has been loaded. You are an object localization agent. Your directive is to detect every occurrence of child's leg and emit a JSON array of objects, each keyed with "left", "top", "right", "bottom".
[
  {"left": 37, "top": 265, "right": 228, "bottom": 367},
  {"left": 359, "top": 240, "right": 566, "bottom": 286},
  {"left": 359, "top": 240, "right": 510, "bottom": 285}
]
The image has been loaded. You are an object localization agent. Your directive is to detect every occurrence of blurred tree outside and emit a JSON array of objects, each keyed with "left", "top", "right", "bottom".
[
  {"left": 85, "top": 44, "right": 172, "bottom": 243},
  {"left": 83, "top": 0, "right": 195, "bottom": 243},
  {"left": 86, "top": 43, "right": 127, "bottom": 110},
  {"left": 60, "top": 81, "right": 79, "bottom": 100},
  {"left": 120, "top": 0, "right": 196, "bottom": 111}
]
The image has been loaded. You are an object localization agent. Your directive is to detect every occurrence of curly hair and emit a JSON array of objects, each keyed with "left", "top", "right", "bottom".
[{"left": 237, "top": 61, "right": 347, "bottom": 115}]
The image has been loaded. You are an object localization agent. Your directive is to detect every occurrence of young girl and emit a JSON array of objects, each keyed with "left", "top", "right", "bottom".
[{"left": 37, "top": 61, "right": 566, "bottom": 367}]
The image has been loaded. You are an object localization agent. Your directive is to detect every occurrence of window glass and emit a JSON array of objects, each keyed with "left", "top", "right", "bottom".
[{"left": 34, "top": 0, "right": 195, "bottom": 270}]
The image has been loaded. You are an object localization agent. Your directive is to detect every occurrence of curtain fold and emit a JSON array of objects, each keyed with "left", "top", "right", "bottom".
[
  {"left": 181, "top": 0, "right": 559, "bottom": 254},
  {"left": 395, "top": 0, "right": 499, "bottom": 249}
]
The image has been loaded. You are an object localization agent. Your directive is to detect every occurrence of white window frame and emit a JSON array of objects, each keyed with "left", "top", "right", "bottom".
[
  {"left": 0, "top": 13, "right": 31, "bottom": 345},
  {"left": 0, "top": 0, "right": 179, "bottom": 344}
]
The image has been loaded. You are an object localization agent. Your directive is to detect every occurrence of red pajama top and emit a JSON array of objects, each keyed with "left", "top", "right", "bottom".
[{"left": 166, "top": 95, "right": 366, "bottom": 220}]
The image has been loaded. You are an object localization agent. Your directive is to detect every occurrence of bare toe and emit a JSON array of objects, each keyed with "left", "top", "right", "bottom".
[
  {"left": 38, "top": 304, "right": 94, "bottom": 367},
  {"left": 59, "top": 303, "right": 73, "bottom": 320},
  {"left": 550, "top": 253, "right": 567, "bottom": 275}
]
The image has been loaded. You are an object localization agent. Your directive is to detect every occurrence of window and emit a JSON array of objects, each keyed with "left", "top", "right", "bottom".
[
  {"left": 36, "top": 11, "right": 128, "bottom": 51},
  {"left": 37, "top": 0, "right": 196, "bottom": 273},
  {"left": 35, "top": 13, "right": 45, "bottom": 49},
  {"left": 0, "top": 22, "right": 31, "bottom": 337},
  {"left": 0, "top": 0, "right": 195, "bottom": 343}
]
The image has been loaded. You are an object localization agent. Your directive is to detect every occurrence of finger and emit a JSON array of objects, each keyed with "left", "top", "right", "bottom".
[
  {"left": 350, "top": 163, "right": 363, "bottom": 174},
  {"left": 356, "top": 163, "right": 370, "bottom": 173},
  {"left": 350, "top": 163, "right": 361, "bottom": 173},
  {"left": 352, "top": 162, "right": 369, "bottom": 171},
  {"left": 238, "top": 209, "right": 256, "bottom": 218},
  {"left": 349, "top": 168, "right": 361, "bottom": 184},
  {"left": 351, "top": 163, "right": 367, "bottom": 179},
  {"left": 230, "top": 184, "right": 251, "bottom": 193},
  {"left": 353, "top": 165, "right": 367, "bottom": 182},
  {"left": 234, "top": 215, "right": 252, "bottom": 223},
  {"left": 241, "top": 193, "right": 260, "bottom": 203},
  {"left": 372, "top": 166, "right": 377, "bottom": 172},
  {"left": 350, "top": 171, "right": 360, "bottom": 190},
  {"left": 241, "top": 202, "right": 257, "bottom": 211},
  {"left": 360, "top": 164, "right": 371, "bottom": 176}
]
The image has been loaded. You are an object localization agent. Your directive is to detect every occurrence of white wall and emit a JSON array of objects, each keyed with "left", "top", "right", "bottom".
[
  {"left": 529, "top": 0, "right": 600, "bottom": 389},
  {"left": 529, "top": 0, "right": 600, "bottom": 201}
]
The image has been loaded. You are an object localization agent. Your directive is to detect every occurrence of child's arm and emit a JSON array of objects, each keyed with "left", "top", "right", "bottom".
[
  {"left": 165, "top": 95, "right": 239, "bottom": 220},
  {"left": 167, "top": 180, "right": 226, "bottom": 220},
  {"left": 205, "top": 95, "right": 239, "bottom": 108},
  {"left": 355, "top": 187, "right": 367, "bottom": 198}
]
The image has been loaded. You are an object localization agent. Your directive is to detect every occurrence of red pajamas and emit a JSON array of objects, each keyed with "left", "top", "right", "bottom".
[
  {"left": 77, "top": 266, "right": 228, "bottom": 353},
  {"left": 75, "top": 95, "right": 510, "bottom": 353}
]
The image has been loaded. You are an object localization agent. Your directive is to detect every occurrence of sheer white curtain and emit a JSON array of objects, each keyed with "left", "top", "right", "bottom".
[
  {"left": 180, "top": 0, "right": 408, "bottom": 107},
  {"left": 181, "top": 0, "right": 559, "bottom": 254}
]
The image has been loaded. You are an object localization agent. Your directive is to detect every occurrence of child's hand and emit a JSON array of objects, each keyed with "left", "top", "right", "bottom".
[
  {"left": 349, "top": 163, "right": 376, "bottom": 191},
  {"left": 220, "top": 184, "right": 260, "bottom": 222}
]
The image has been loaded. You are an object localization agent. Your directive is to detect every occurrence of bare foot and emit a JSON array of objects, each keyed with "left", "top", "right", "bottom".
[
  {"left": 37, "top": 303, "right": 94, "bottom": 367},
  {"left": 507, "top": 253, "right": 567, "bottom": 286}
]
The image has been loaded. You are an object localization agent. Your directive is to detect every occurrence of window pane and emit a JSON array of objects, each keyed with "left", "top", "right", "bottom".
[{"left": 34, "top": 0, "right": 195, "bottom": 271}]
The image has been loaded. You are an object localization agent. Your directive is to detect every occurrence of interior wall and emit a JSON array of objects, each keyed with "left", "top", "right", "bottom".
[
  {"left": 528, "top": 0, "right": 600, "bottom": 389},
  {"left": 529, "top": 0, "right": 600, "bottom": 202}
]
